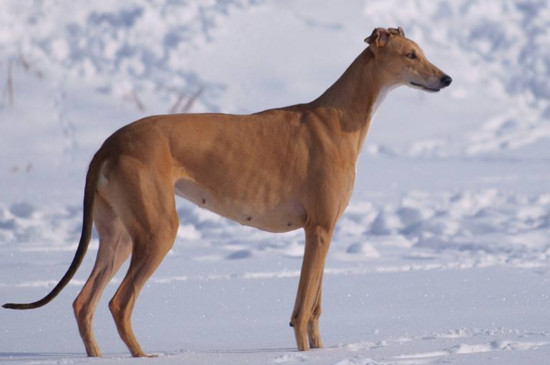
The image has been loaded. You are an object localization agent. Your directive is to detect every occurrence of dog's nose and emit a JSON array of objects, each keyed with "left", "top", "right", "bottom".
[{"left": 440, "top": 75, "right": 452, "bottom": 87}]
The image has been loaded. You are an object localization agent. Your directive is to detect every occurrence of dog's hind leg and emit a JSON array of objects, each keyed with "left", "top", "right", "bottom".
[
  {"left": 73, "top": 195, "right": 132, "bottom": 357},
  {"left": 106, "top": 158, "right": 179, "bottom": 357},
  {"left": 109, "top": 215, "right": 178, "bottom": 357}
]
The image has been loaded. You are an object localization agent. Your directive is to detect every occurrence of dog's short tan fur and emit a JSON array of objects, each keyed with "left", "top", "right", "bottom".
[{"left": 3, "top": 27, "right": 451, "bottom": 357}]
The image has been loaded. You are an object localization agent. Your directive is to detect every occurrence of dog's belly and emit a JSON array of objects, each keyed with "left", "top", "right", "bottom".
[{"left": 174, "top": 178, "right": 306, "bottom": 233}]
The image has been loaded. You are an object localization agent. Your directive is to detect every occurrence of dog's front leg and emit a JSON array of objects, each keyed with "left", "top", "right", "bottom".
[
  {"left": 307, "top": 270, "right": 323, "bottom": 348},
  {"left": 290, "top": 224, "right": 333, "bottom": 351}
]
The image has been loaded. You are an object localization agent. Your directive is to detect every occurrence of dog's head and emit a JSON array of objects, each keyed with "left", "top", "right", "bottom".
[{"left": 365, "top": 27, "right": 452, "bottom": 92}]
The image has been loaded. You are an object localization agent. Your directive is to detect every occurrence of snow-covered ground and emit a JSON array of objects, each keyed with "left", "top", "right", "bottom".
[{"left": 1, "top": 1, "right": 549, "bottom": 364}]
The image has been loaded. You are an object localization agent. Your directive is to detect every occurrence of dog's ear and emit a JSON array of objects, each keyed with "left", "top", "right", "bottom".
[
  {"left": 364, "top": 28, "right": 390, "bottom": 48},
  {"left": 390, "top": 26, "right": 405, "bottom": 37}
]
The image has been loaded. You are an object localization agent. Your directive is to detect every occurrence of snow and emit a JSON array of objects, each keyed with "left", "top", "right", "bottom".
[{"left": 1, "top": 0, "right": 550, "bottom": 364}]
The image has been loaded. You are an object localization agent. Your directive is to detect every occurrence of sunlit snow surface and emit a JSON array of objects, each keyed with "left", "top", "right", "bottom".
[{"left": 1, "top": 1, "right": 549, "bottom": 364}]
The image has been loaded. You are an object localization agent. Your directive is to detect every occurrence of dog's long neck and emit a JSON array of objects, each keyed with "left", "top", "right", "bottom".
[{"left": 311, "top": 47, "right": 392, "bottom": 155}]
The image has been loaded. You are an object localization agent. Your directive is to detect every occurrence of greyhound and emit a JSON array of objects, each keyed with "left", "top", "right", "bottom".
[{"left": 4, "top": 27, "right": 451, "bottom": 357}]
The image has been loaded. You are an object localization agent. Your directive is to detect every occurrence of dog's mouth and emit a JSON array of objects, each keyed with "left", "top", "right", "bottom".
[{"left": 410, "top": 82, "right": 440, "bottom": 93}]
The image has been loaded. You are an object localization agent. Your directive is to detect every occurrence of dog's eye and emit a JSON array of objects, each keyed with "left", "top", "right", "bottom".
[{"left": 406, "top": 51, "right": 417, "bottom": 60}]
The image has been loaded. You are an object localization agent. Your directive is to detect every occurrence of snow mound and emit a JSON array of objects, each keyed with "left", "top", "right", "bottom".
[
  {"left": 1, "top": 0, "right": 549, "bottom": 157},
  {"left": 2, "top": 189, "right": 548, "bottom": 270},
  {"left": 0, "top": 0, "right": 261, "bottom": 112},
  {"left": 362, "top": 190, "right": 550, "bottom": 262}
]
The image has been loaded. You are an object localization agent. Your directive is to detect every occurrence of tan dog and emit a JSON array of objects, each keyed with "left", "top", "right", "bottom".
[{"left": 3, "top": 27, "right": 451, "bottom": 357}]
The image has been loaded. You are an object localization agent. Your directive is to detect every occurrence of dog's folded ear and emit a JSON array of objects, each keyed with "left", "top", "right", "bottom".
[
  {"left": 389, "top": 26, "right": 405, "bottom": 37},
  {"left": 364, "top": 28, "right": 390, "bottom": 47},
  {"left": 365, "top": 27, "right": 405, "bottom": 47}
]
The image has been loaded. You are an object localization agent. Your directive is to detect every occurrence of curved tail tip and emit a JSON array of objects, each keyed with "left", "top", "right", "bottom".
[{"left": 3, "top": 303, "right": 23, "bottom": 309}]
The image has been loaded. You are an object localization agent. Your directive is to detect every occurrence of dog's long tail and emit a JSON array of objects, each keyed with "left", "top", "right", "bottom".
[{"left": 3, "top": 155, "right": 103, "bottom": 310}]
